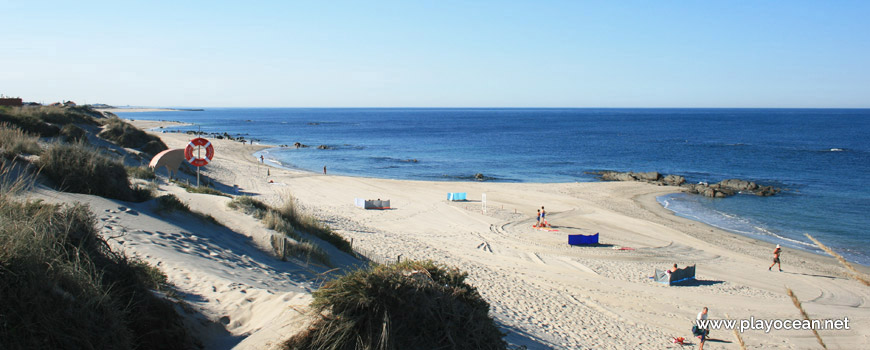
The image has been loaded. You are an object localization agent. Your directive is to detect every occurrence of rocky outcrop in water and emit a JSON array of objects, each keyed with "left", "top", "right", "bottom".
[{"left": 591, "top": 171, "right": 781, "bottom": 198}]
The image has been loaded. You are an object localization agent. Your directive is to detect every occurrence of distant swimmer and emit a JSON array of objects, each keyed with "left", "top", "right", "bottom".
[
  {"left": 769, "top": 244, "right": 783, "bottom": 271},
  {"left": 324, "top": 165, "right": 327, "bottom": 174}
]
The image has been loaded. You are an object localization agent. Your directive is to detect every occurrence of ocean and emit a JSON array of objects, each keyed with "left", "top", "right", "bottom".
[{"left": 119, "top": 108, "right": 870, "bottom": 265}]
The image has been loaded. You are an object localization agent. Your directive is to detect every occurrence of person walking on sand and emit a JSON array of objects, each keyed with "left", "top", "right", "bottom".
[
  {"left": 693, "top": 307, "right": 709, "bottom": 350},
  {"left": 323, "top": 165, "right": 327, "bottom": 174},
  {"left": 535, "top": 209, "right": 541, "bottom": 227},
  {"left": 769, "top": 244, "right": 783, "bottom": 271}
]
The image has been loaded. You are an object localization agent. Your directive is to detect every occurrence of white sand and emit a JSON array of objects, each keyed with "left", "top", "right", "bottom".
[{"left": 26, "top": 119, "right": 870, "bottom": 349}]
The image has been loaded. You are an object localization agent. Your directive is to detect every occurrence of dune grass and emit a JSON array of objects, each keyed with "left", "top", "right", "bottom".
[
  {"left": 228, "top": 196, "right": 331, "bottom": 265},
  {"left": 60, "top": 123, "right": 88, "bottom": 143},
  {"left": 127, "top": 165, "right": 157, "bottom": 180},
  {"left": 273, "top": 195, "right": 353, "bottom": 254},
  {"left": 805, "top": 233, "right": 870, "bottom": 287},
  {"left": 155, "top": 194, "right": 190, "bottom": 213},
  {"left": 283, "top": 260, "right": 506, "bottom": 350},
  {"left": 0, "top": 106, "right": 100, "bottom": 138},
  {"left": 173, "top": 179, "right": 230, "bottom": 197},
  {"left": 0, "top": 169, "right": 192, "bottom": 349},
  {"left": 99, "top": 117, "right": 167, "bottom": 155},
  {"left": 0, "top": 123, "right": 41, "bottom": 158},
  {"left": 227, "top": 195, "right": 270, "bottom": 216},
  {"left": 724, "top": 313, "right": 747, "bottom": 350},
  {"left": 38, "top": 141, "right": 151, "bottom": 201},
  {"left": 786, "top": 288, "right": 827, "bottom": 349},
  {"left": 154, "top": 194, "right": 221, "bottom": 226}
]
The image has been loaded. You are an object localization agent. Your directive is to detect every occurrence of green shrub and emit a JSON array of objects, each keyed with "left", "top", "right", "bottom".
[
  {"left": 0, "top": 198, "right": 192, "bottom": 349},
  {"left": 60, "top": 124, "right": 87, "bottom": 143},
  {"left": 284, "top": 260, "right": 506, "bottom": 350},
  {"left": 38, "top": 142, "right": 138, "bottom": 201},
  {"left": 0, "top": 123, "right": 41, "bottom": 158},
  {"left": 99, "top": 118, "right": 167, "bottom": 153}
]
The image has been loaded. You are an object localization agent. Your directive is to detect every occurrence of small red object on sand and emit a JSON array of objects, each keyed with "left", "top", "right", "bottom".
[{"left": 672, "top": 336, "right": 685, "bottom": 344}]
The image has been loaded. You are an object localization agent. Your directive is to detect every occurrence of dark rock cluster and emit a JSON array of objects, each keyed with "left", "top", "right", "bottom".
[{"left": 592, "top": 171, "right": 781, "bottom": 198}]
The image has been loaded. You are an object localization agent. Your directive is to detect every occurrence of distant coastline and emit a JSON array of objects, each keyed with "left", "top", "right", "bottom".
[{"left": 97, "top": 107, "right": 204, "bottom": 113}]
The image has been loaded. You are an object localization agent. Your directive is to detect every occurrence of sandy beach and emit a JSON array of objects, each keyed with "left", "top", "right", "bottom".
[{"left": 31, "top": 119, "right": 869, "bottom": 349}]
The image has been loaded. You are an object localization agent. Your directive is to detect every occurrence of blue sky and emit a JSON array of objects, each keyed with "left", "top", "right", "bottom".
[{"left": 3, "top": 1, "right": 869, "bottom": 107}]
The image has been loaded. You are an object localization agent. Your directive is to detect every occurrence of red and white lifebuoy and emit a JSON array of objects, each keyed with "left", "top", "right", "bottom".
[{"left": 184, "top": 137, "right": 214, "bottom": 167}]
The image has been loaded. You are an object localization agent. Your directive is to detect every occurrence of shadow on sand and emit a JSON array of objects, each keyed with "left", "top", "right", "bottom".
[{"left": 677, "top": 279, "right": 725, "bottom": 287}]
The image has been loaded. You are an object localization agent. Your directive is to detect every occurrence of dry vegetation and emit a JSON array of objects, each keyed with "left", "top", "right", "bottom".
[
  {"left": 0, "top": 123, "right": 41, "bottom": 158},
  {"left": 0, "top": 164, "right": 192, "bottom": 349},
  {"left": 38, "top": 142, "right": 151, "bottom": 202},
  {"left": 284, "top": 260, "right": 506, "bottom": 350},
  {"left": 99, "top": 117, "right": 168, "bottom": 155},
  {"left": 228, "top": 196, "right": 332, "bottom": 265}
]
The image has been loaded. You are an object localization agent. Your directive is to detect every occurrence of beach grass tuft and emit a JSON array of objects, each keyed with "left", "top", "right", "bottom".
[
  {"left": 805, "top": 233, "right": 870, "bottom": 287},
  {"left": 0, "top": 188, "right": 192, "bottom": 349},
  {"left": 0, "top": 106, "right": 100, "bottom": 138},
  {"left": 0, "top": 123, "right": 42, "bottom": 158},
  {"left": 127, "top": 165, "right": 157, "bottom": 180},
  {"left": 283, "top": 260, "right": 506, "bottom": 350},
  {"left": 274, "top": 194, "right": 353, "bottom": 255},
  {"left": 724, "top": 313, "right": 747, "bottom": 350},
  {"left": 786, "top": 287, "right": 827, "bottom": 349},
  {"left": 155, "top": 193, "right": 223, "bottom": 226},
  {"left": 60, "top": 123, "right": 88, "bottom": 143},
  {"left": 228, "top": 196, "right": 330, "bottom": 265},
  {"left": 99, "top": 117, "right": 168, "bottom": 154},
  {"left": 173, "top": 179, "right": 230, "bottom": 197},
  {"left": 38, "top": 141, "right": 142, "bottom": 201},
  {"left": 227, "top": 195, "right": 270, "bottom": 216},
  {"left": 155, "top": 194, "right": 190, "bottom": 213}
]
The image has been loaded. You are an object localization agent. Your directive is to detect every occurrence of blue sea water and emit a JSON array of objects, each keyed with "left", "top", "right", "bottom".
[{"left": 121, "top": 108, "right": 870, "bottom": 265}]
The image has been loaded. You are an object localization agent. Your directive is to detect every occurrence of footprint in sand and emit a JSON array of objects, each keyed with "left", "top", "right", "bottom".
[{"left": 118, "top": 206, "right": 139, "bottom": 215}]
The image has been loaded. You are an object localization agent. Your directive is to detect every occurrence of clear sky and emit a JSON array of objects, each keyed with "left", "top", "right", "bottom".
[{"left": 3, "top": 1, "right": 869, "bottom": 107}]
